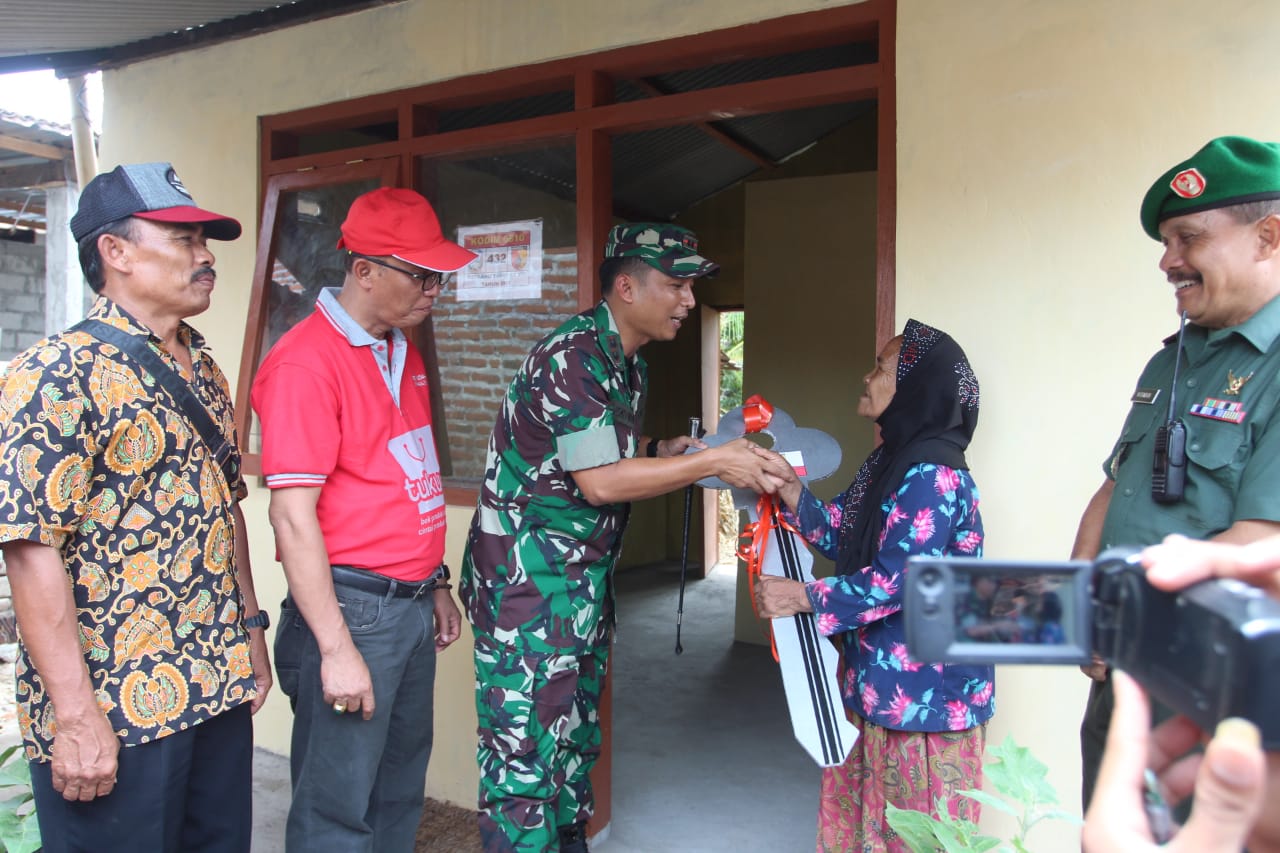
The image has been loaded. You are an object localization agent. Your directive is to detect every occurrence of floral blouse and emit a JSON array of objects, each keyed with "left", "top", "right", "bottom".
[{"left": 785, "top": 463, "right": 995, "bottom": 733}]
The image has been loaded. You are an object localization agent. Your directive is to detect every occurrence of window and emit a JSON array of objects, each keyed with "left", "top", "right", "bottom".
[{"left": 236, "top": 1, "right": 896, "bottom": 507}]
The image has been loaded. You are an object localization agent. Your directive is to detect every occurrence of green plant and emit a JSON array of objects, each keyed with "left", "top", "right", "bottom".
[
  {"left": 0, "top": 745, "right": 41, "bottom": 853},
  {"left": 718, "top": 310, "right": 744, "bottom": 414},
  {"left": 885, "top": 735, "right": 1081, "bottom": 853}
]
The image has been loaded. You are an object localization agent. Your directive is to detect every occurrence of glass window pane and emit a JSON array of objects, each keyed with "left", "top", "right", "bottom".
[
  {"left": 246, "top": 176, "right": 382, "bottom": 456},
  {"left": 421, "top": 144, "right": 578, "bottom": 483}
]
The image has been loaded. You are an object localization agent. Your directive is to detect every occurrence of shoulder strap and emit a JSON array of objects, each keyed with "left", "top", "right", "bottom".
[{"left": 73, "top": 318, "right": 240, "bottom": 490}]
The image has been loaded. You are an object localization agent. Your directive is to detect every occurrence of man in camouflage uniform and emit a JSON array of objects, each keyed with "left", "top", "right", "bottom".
[{"left": 461, "top": 223, "right": 775, "bottom": 853}]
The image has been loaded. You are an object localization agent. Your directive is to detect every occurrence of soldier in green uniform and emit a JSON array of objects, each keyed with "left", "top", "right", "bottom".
[
  {"left": 460, "top": 223, "right": 776, "bottom": 853},
  {"left": 1076, "top": 136, "right": 1280, "bottom": 810}
]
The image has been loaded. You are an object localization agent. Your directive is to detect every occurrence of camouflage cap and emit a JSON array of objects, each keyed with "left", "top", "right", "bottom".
[
  {"left": 604, "top": 222, "right": 719, "bottom": 278},
  {"left": 1140, "top": 136, "right": 1280, "bottom": 240}
]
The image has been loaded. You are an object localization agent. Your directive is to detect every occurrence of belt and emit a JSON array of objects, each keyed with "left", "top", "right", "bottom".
[{"left": 331, "top": 565, "right": 444, "bottom": 600}]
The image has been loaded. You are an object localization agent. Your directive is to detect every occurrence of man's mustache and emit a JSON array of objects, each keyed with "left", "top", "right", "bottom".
[{"left": 191, "top": 266, "right": 217, "bottom": 283}]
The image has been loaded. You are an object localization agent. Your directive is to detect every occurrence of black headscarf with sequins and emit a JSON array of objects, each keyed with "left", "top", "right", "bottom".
[{"left": 834, "top": 319, "right": 981, "bottom": 577}]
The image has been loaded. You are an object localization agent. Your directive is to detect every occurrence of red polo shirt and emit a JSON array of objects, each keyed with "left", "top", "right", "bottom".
[{"left": 251, "top": 297, "right": 446, "bottom": 580}]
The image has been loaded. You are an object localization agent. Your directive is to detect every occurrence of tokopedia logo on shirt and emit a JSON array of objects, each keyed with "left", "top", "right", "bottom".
[
  {"left": 387, "top": 425, "right": 445, "bottom": 514},
  {"left": 411, "top": 373, "right": 428, "bottom": 387}
]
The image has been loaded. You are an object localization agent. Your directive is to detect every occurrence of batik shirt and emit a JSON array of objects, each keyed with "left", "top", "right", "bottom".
[
  {"left": 0, "top": 298, "right": 256, "bottom": 762},
  {"left": 461, "top": 302, "right": 645, "bottom": 655},
  {"left": 785, "top": 463, "right": 996, "bottom": 733}
]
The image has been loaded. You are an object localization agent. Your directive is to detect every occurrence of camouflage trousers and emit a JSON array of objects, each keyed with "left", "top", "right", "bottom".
[{"left": 472, "top": 630, "right": 610, "bottom": 853}]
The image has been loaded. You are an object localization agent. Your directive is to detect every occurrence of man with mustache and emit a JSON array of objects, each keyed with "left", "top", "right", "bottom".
[
  {"left": 461, "top": 223, "right": 776, "bottom": 853},
  {"left": 1075, "top": 136, "right": 1280, "bottom": 811},
  {"left": 252, "top": 188, "right": 473, "bottom": 853},
  {"left": 0, "top": 162, "right": 271, "bottom": 852}
]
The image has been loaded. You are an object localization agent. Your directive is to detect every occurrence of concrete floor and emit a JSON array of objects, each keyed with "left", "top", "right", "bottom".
[{"left": 252, "top": 562, "right": 821, "bottom": 852}]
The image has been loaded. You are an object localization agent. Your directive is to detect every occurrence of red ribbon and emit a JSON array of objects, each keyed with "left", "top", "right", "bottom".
[
  {"left": 734, "top": 394, "right": 797, "bottom": 662},
  {"left": 740, "top": 394, "right": 774, "bottom": 433}
]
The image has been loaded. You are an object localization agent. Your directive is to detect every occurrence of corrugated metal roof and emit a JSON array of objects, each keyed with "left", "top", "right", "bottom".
[
  {"left": 1, "top": 1, "right": 292, "bottom": 55},
  {"left": 0, "top": 0, "right": 402, "bottom": 73},
  {"left": 0, "top": 109, "right": 74, "bottom": 233}
]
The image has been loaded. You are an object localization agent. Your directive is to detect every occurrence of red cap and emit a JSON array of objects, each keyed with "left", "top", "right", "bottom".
[{"left": 336, "top": 188, "right": 476, "bottom": 272}]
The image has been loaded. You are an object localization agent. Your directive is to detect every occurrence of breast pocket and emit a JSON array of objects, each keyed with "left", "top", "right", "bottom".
[
  {"left": 1183, "top": 416, "right": 1248, "bottom": 531},
  {"left": 1184, "top": 418, "right": 1245, "bottom": 468},
  {"left": 1110, "top": 404, "right": 1161, "bottom": 475}
]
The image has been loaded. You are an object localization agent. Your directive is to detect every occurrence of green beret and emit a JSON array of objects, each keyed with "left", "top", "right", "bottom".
[
  {"left": 604, "top": 222, "right": 719, "bottom": 279},
  {"left": 1140, "top": 136, "right": 1280, "bottom": 240}
]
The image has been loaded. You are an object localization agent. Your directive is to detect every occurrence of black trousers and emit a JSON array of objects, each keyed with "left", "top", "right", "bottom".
[
  {"left": 30, "top": 702, "right": 253, "bottom": 853},
  {"left": 1079, "top": 674, "right": 1114, "bottom": 811}
]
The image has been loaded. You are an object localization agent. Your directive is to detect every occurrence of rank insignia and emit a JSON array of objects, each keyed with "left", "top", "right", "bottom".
[
  {"left": 1225, "top": 369, "right": 1254, "bottom": 396},
  {"left": 1189, "top": 397, "right": 1246, "bottom": 423}
]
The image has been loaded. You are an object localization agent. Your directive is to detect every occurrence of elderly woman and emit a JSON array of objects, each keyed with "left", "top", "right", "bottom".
[{"left": 754, "top": 319, "right": 995, "bottom": 852}]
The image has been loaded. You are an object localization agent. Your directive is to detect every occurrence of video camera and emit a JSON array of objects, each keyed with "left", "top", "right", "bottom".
[{"left": 903, "top": 549, "right": 1280, "bottom": 748}]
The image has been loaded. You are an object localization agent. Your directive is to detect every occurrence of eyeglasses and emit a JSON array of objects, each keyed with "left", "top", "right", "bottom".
[{"left": 351, "top": 253, "right": 450, "bottom": 292}]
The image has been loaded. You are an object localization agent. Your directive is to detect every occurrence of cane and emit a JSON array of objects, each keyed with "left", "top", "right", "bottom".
[{"left": 675, "top": 416, "right": 702, "bottom": 655}]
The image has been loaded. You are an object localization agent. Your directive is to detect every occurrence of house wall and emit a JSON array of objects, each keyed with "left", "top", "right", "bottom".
[
  {"left": 895, "top": 0, "right": 1280, "bottom": 844},
  {"left": 93, "top": 0, "right": 1280, "bottom": 843},
  {"left": 0, "top": 240, "right": 46, "bottom": 364}
]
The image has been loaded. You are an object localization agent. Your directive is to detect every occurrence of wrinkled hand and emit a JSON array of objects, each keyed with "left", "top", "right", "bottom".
[
  {"left": 321, "top": 642, "right": 376, "bottom": 720},
  {"left": 434, "top": 589, "right": 462, "bottom": 652},
  {"left": 1080, "top": 654, "right": 1108, "bottom": 682},
  {"left": 50, "top": 708, "right": 119, "bottom": 802},
  {"left": 248, "top": 628, "right": 273, "bottom": 713},
  {"left": 754, "top": 575, "right": 813, "bottom": 618},
  {"left": 747, "top": 445, "right": 803, "bottom": 509},
  {"left": 1082, "top": 671, "right": 1266, "bottom": 852},
  {"left": 656, "top": 434, "right": 706, "bottom": 458},
  {"left": 709, "top": 438, "right": 777, "bottom": 495}
]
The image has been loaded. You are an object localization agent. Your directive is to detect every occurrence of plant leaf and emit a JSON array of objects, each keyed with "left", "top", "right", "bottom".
[
  {"left": 1033, "top": 808, "right": 1083, "bottom": 826},
  {"left": 958, "top": 788, "right": 1019, "bottom": 817},
  {"left": 0, "top": 756, "right": 32, "bottom": 789},
  {"left": 0, "top": 810, "right": 43, "bottom": 853},
  {"left": 984, "top": 735, "right": 1054, "bottom": 806},
  {"left": 886, "top": 802, "right": 948, "bottom": 853}
]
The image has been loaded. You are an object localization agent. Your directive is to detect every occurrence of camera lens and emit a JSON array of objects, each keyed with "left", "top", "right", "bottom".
[{"left": 918, "top": 568, "right": 943, "bottom": 595}]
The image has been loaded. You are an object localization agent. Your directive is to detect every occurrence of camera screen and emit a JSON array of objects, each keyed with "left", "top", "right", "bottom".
[
  {"left": 955, "top": 570, "right": 1078, "bottom": 647},
  {"left": 904, "top": 557, "right": 1094, "bottom": 665}
]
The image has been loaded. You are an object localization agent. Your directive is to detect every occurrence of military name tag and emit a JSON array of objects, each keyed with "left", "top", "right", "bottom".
[{"left": 1131, "top": 388, "right": 1161, "bottom": 405}]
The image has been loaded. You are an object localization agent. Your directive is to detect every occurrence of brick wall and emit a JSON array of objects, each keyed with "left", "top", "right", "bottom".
[
  {"left": 433, "top": 248, "right": 579, "bottom": 480},
  {"left": 0, "top": 240, "right": 46, "bottom": 366}
]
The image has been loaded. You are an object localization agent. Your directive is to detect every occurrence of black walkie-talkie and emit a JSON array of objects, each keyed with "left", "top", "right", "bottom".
[{"left": 1152, "top": 312, "right": 1188, "bottom": 504}]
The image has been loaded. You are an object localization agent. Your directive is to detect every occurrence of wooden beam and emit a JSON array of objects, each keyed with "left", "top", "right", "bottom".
[
  {"left": 633, "top": 77, "right": 777, "bottom": 169},
  {"left": 0, "top": 134, "right": 71, "bottom": 161},
  {"left": 263, "top": 64, "right": 876, "bottom": 175},
  {"left": 0, "top": 160, "right": 72, "bottom": 187},
  {"left": 875, "top": 4, "right": 897, "bottom": 352},
  {"left": 576, "top": 69, "right": 613, "bottom": 312}
]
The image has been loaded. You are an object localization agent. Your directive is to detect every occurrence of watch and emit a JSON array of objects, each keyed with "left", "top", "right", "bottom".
[{"left": 244, "top": 611, "right": 271, "bottom": 630}]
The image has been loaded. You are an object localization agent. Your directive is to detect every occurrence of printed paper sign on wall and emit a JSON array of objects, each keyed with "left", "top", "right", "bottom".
[{"left": 455, "top": 219, "right": 544, "bottom": 301}]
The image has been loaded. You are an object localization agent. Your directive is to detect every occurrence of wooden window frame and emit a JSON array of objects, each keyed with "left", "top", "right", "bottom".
[{"left": 236, "top": 0, "right": 897, "bottom": 506}]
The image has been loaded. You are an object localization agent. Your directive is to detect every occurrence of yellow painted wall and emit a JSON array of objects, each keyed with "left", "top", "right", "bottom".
[
  {"left": 735, "top": 172, "right": 878, "bottom": 640},
  {"left": 92, "top": 0, "right": 1280, "bottom": 843},
  {"left": 896, "top": 1, "right": 1280, "bottom": 847},
  {"left": 96, "top": 0, "right": 861, "bottom": 810}
]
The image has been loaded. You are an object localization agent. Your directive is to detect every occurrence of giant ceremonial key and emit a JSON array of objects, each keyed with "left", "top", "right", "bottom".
[{"left": 689, "top": 396, "right": 857, "bottom": 768}]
